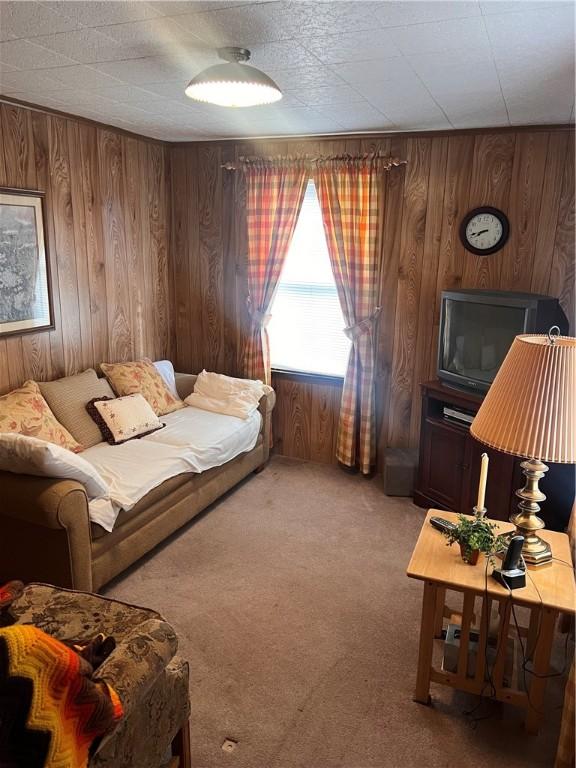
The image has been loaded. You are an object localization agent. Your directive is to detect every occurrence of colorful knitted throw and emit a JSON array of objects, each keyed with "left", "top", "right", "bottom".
[{"left": 0, "top": 624, "right": 123, "bottom": 768}]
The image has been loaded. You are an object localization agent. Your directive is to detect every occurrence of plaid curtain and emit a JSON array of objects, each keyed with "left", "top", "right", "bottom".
[
  {"left": 314, "top": 159, "right": 383, "bottom": 474},
  {"left": 242, "top": 161, "right": 308, "bottom": 384}
]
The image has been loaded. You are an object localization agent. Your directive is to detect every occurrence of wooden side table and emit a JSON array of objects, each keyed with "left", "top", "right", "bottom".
[{"left": 407, "top": 510, "right": 576, "bottom": 733}]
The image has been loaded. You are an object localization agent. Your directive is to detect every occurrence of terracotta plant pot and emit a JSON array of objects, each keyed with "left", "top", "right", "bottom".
[{"left": 459, "top": 543, "right": 480, "bottom": 565}]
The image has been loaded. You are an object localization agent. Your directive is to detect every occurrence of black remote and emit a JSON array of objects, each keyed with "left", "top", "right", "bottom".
[{"left": 429, "top": 516, "right": 457, "bottom": 534}]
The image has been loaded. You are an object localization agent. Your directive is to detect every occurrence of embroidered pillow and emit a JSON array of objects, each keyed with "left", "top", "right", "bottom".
[
  {"left": 86, "top": 394, "right": 165, "bottom": 446},
  {"left": 0, "top": 380, "right": 82, "bottom": 453},
  {"left": 100, "top": 359, "right": 184, "bottom": 416}
]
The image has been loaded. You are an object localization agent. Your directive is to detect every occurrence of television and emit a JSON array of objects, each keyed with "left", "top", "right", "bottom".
[{"left": 438, "top": 290, "right": 569, "bottom": 393}]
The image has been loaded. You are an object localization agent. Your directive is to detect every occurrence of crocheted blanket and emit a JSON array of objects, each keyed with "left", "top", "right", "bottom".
[{"left": 0, "top": 624, "right": 123, "bottom": 768}]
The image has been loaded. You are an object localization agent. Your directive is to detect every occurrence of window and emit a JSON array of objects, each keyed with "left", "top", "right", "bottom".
[{"left": 268, "top": 180, "right": 350, "bottom": 377}]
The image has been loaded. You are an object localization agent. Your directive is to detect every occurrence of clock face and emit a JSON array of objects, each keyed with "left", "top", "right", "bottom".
[
  {"left": 465, "top": 213, "right": 502, "bottom": 250},
  {"left": 460, "top": 207, "right": 509, "bottom": 255}
]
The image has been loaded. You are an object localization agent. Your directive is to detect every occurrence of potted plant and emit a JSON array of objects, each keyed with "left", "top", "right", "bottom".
[{"left": 442, "top": 514, "right": 506, "bottom": 565}]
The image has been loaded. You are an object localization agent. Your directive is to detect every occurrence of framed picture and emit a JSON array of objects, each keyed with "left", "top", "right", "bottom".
[{"left": 0, "top": 187, "right": 54, "bottom": 337}]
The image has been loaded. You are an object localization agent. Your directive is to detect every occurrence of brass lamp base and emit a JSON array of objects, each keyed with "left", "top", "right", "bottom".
[{"left": 509, "top": 458, "right": 552, "bottom": 567}]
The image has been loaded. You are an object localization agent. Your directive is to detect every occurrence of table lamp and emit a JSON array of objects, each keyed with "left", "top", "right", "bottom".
[{"left": 471, "top": 328, "right": 576, "bottom": 566}]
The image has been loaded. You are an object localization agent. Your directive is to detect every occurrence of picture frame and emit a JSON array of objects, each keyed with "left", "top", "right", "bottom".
[{"left": 0, "top": 187, "right": 54, "bottom": 338}]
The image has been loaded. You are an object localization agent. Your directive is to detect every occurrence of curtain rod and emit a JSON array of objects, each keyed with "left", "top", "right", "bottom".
[{"left": 221, "top": 153, "right": 407, "bottom": 170}]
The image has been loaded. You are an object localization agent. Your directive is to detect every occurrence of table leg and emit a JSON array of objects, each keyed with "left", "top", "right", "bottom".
[
  {"left": 434, "top": 587, "right": 446, "bottom": 638},
  {"left": 475, "top": 596, "right": 492, "bottom": 686},
  {"left": 525, "top": 607, "right": 557, "bottom": 734},
  {"left": 492, "top": 599, "right": 512, "bottom": 690},
  {"left": 526, "top": 605, "right": 541, "bottom": 661},
  {"left": 457, "top": 592, "right": 476, "bottom": 679},
  {"left": 414, "top": 580, "right": 437, "bottom": 705}
]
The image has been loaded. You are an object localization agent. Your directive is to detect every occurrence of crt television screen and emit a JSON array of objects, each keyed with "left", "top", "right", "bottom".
[{"left": 441, "top": 300, "right": 526, "bottom": 384}]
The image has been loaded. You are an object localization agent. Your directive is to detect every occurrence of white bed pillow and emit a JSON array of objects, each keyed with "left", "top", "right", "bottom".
[
  {"left": 0, "top": 432, "right": 109, "bottom": 499},
  {"left": 185, "top": 370, "right": 271, "bottom": 419},
  {"left": 153, "top": 360, "right": 179, "bottom": 399},
  {"left": 194, "top": 369, "right": 271, "bottom": 399}
]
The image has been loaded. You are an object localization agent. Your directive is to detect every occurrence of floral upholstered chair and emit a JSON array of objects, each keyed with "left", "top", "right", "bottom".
[{"left": 5, "top": 583, "right": 191, "bottom": 768}]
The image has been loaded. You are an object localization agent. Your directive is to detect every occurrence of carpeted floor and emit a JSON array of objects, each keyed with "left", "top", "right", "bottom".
[{"left": 105, "top": 456, "right": 566, "bottom": 768}]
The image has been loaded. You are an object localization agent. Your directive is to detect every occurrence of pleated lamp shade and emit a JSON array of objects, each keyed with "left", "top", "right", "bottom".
[{"left": 470, "top": 333, "right": 576, "bottom": 464}]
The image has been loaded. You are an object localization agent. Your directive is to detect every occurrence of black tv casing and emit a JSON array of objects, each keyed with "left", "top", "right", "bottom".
[{"left": 437, "top": 289, "right": 569, "bottom": 394}]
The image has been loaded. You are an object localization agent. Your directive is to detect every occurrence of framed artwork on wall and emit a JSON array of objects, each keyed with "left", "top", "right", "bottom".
[{"left": 0, "top": 187, "right": 54, "bottom": 338}]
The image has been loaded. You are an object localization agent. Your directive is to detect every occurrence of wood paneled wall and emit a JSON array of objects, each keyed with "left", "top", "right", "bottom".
[
  {"left": 1, "top": 104, "right": 573, "bottom": 467},
  {"left": 170, "top": 128, "right": 575, "bottom": 465},
  {"left": 0, "top": 103, "right": 171, "bottom": 395}
]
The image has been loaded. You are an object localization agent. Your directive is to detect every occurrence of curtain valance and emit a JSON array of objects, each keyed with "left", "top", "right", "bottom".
[{"left": 222, "top": 153, "right": 407, "bottom": 172}]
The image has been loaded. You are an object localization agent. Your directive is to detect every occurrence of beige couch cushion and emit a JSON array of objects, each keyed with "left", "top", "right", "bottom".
[
  {"left": 174, "top": 372, "right": 197, "bottom": 401},
  {"left": 39, "top": 369, "right": 116, "bottom": 449}
]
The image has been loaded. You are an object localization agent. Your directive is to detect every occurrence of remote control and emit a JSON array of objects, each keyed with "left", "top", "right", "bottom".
[{"left": 429, "top": 516, "right": 457, "bottom": 534}]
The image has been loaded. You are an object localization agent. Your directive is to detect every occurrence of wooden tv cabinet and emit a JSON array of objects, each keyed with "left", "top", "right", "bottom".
[{"left": 413, "top": 380, "right": 520, "bottom": 522}]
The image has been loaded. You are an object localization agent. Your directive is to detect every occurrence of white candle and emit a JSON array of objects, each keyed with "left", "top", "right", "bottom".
[{"left": 477, "top": 452, "right": 489, "bottom": 512}]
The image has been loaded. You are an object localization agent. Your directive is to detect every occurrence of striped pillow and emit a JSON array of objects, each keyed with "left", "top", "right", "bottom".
[{"left": 39, "top": 369, "right": 116, "bottom": 449}]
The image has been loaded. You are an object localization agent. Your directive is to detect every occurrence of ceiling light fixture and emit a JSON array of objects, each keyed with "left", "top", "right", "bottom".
[{"left": 185, "top": 47, "right": 282, "bottom": 108}]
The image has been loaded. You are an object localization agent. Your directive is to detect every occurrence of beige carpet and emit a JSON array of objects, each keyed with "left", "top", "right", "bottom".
[{"left": 105, "top": 456, "right": 566, "bottom": 768}]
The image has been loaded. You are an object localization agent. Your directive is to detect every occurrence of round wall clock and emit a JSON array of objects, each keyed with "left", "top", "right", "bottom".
[{"left": 460, "top": 207, "right": 509, "bottom": 256}]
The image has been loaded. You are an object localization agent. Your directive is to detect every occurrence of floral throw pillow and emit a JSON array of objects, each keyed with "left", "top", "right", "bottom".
[
  {"left": 0, "top": 380, "right": 82, "bottom": 453},
  {"left": 100, "top": 359, "right": 185, "bottom": 417}
]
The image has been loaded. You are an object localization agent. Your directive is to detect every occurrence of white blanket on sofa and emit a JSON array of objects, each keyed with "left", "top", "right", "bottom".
[
  {"left": 83, "top": 440, "right": 197, "bottom": 531},
  {"left": 84, "top": 406, "right": 261, "bottom": 531},
  {"left": 141, "top": 405, "right": 261, "bottom": 470}
]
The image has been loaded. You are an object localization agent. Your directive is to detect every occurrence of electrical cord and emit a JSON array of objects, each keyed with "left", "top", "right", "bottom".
[
  {"left": 463, "top": 549, "right": 502, "bottom": 725},
  {"left": 523, "top": 569, "right": 572, "bottom": 679},
  {"left": 464, "top": 548, "right": 573, "bottom": 725},
  {"left": 483, "top": 552, "right": 498, "bottom": 699},
  {"left": 501, "top": 568, "right": 573, "bottom": 719},
  {"left": 551, "top": 556, "right": 575, "bottom": 568},
  {"left": 508, "top": 595, "right": 572, "bottom": 715}
]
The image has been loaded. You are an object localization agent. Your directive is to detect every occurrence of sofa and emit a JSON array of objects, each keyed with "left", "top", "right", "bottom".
[{"left": 0, "top": 372, "right": 275, "bottom": 592}]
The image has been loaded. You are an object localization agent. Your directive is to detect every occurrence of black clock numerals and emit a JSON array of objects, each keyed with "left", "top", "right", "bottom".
[{"left": 459, "top": 206, "right": 510, "bottom": 257}]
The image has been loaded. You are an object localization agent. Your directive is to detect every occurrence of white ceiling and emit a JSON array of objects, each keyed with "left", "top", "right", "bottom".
[{"left": 0, "top": 0, "right": 574, "bottom": 141}]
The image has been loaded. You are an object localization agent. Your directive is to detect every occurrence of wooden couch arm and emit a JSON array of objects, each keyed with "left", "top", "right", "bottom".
[{"left": 0, "top": 471, "right": 93, "bottom": 591}]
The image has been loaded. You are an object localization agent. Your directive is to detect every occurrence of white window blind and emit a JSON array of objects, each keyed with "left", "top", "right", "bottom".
[{"left": 268, "top": 179, "right": 351, "bottom": 377}]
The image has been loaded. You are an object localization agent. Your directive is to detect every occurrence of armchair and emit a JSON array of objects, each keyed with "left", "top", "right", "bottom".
[{"left": 8, "top": 583, "right": 191, "bottom": 768}]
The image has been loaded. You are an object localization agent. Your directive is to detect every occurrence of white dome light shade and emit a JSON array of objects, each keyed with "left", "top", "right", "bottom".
[{"left": 185, "top": 55, "right": 282, "bottom": 108}]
